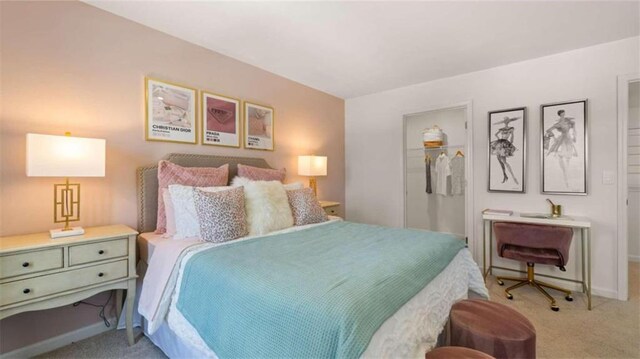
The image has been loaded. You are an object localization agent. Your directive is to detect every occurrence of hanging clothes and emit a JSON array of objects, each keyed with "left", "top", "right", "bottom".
[
  {"left": 450, "top": 155, "right": 465, "bottom": 195},
  {"left": 425, "top": 156, "right": 432, "bottom": 194},
  {"left": 434, "top": 153, "right": 451, "bottom": 196}
]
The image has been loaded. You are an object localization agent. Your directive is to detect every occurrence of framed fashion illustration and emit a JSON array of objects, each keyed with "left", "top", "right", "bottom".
[
  {"left": 541, "top": 99, "right": 588, "bottom": 195},
  {"left": 145, "top": 78, "right": 198, "bottom": 144},
  {"left": 201, "top": 91, "right": 241, "bottom": 147},
  {"left": 244, "top": 102, "right": 274, "bottom": 151},
  {"left": 488, "top": 107, "right": 526, "bottom": 193}
]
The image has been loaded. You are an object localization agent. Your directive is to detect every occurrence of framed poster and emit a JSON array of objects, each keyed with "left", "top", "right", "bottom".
[
  {"left": 145, "top": 78, "right": 197, "bottom": 144},
  {"left": 244, "top": 102, "right": 274, "bottom": 151},
  {"left": 488, "top": 107, "right": 526, "bottom": 193},
  {"left": 201, "top": 91, "right": 241, "bottom": 147},
  {"left": 541, "top": 99, "right": 588, "bottom": 195}
]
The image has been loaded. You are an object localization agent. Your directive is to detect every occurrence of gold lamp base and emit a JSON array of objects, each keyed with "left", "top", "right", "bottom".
[
  {"left": 51, "top": 177, "right": 83, "bottom": 239},
  {"left": 308, "top": 177, "right": 318, "bottom": 198}
]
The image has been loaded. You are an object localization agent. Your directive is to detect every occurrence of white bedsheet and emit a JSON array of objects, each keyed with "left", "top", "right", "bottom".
[{"left": 138, "top": 219, "right": 488, "bottom": 358}]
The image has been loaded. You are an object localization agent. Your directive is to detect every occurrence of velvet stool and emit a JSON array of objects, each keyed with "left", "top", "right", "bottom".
[
  {"left": 426, "top": 346, "right": 496, "bottom": 359},
  {"left": 449, "top": 299, "right": 536, "bottom": 359}
]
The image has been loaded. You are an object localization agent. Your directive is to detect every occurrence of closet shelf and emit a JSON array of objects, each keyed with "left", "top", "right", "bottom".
[{"left": 406, "top": 144, "right": 465, "bottom": 151}]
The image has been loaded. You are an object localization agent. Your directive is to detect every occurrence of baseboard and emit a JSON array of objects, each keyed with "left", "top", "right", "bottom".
[
  {"left": 629, "top": 255, "right": 640, "bottom": 263},
  {"left": 0, "top": 317, "right": 116, "bottom": 359}
]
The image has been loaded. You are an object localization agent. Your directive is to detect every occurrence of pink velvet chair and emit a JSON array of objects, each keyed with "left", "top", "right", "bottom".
[{"left": 493, "top": 222, "right": 574, "bottom": 311}]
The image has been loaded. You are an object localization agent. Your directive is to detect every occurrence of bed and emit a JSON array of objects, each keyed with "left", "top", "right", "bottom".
[{"left": 133, "top": 153, "right": 487, "bottom": 359}]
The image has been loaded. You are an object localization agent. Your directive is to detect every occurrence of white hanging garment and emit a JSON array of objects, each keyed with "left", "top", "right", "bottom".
[{"left": 434, "top": 153, "right": 451, "bottom": 196}]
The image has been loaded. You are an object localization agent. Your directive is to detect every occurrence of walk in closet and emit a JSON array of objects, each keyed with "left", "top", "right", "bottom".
[{"left": 404, "top": 106, "right": 470, "bottom": 240}]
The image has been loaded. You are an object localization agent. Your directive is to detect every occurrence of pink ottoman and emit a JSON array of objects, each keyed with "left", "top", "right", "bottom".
[
  {"left": 426, "top": 346, "right": 496, "bottom": 359},
  {"left": 449, "top": 299, "right": 536, "bottom": 359}
]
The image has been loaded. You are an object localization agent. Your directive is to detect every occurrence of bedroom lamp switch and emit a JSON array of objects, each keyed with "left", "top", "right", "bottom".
[{"left": 602, "top": 170, "right": 615, "bottom": 185}]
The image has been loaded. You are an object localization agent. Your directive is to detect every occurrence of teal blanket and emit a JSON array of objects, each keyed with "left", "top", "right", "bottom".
[{"left": 177, "top": 221, "right": 465, "bottom": 359}]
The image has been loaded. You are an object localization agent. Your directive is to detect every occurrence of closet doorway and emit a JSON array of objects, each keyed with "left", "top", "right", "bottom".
[{"left": 403, "top": 102, "right": 474, "bottom": 250}]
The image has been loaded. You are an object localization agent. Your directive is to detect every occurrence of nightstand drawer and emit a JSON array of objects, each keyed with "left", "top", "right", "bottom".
[
  {"left": 0, "top": 248, "right": 63, "bottom": 280},
  {"left": 0, "top": 259, "right": 128, "bottom": 307},
  {"left": 68, "top": 238, "right": 128, "bottom": 266},
  {"left": 324, "top": 206, "right": 338, "bottom": 215}
]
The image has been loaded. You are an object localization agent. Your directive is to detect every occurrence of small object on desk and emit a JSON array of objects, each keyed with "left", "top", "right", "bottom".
[
  {"left": 319, "top": 201, "right": 340, "bottom": 216},
  {"left": 546, "top": 198, "right": 562, "bottom": 218},
  {"left": 482, "top": 209, "right": 513, "bottom": 216}
]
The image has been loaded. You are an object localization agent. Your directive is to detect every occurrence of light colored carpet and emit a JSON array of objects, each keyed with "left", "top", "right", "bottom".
[{"left": 37, "top": 263, "right": 640, "bottom": 359}]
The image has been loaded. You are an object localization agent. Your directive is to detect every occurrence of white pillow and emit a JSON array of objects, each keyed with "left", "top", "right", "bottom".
[
  {"left": 162, "top": 189, "right": 176, "bottom": 237},
  {"left": 231, "top": 177, "right": 294, "bottom": 235},
  {"left": 168, "top": 184, "right": 232, "bottom": 240}
]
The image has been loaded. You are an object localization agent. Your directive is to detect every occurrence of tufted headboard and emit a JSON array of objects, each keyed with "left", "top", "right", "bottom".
[{"left": 136, "top": 153, "right": 274, "bottom": 233}]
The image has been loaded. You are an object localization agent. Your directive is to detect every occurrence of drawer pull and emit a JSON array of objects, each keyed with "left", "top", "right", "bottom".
[
  {"left": 98, "top": 272, "right": 104, "bottom": 277},
  {"left": 23, "top": 288, "right": 31, "bottom": 294},
  {"left": 98, "top": 250, "right": 105, "bottom": 255},
  {"left": 22, "top": 262, "right": 30, "bottom": 268}
]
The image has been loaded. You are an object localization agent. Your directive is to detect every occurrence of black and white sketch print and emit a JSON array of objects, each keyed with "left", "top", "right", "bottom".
[
  {"left": 488, "top": 107, "right": 526, "bottom": 193},
  {"left": 541, "top": 100, "right": 588, "bottom": 195}
]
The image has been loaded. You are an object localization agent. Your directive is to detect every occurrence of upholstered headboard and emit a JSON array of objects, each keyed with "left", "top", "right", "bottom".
[{"left": 136, "top": 153, "right": 273, "bottom": 233}]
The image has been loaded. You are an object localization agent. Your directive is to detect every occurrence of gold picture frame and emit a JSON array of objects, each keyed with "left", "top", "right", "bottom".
[
  {"left": 201, "top": 91, "right": 242, "bottom": 148},
  {"left": 145, "top": 77, "right": 198, "bottom": 144},
  {"left": 243, "top": 101, "right": 275, "bottom": 151}
]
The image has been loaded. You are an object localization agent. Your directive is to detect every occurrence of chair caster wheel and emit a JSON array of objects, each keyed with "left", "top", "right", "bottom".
[
  {"left": 497, "top": 280, "right": 504, "bottom": 286},
  {"left": 551, "top": 306, "right": 559, "bottom": 312},
  {"left": 565, "top": 295, "right": 573, "bottom": 302},
  {"left": 506, "top": 293, "right": 513, "bottom": 300}
]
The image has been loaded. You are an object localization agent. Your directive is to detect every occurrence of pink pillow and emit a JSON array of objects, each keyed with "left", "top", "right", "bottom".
[
  {"left": 156, "top": 160, "right": 229, "bottom": 233},
  {"left": 237, "top": 164, "right": 286, "bottom": 182},
  {"left": 287, "top": 188, "right": 328, "bottom": 226}
]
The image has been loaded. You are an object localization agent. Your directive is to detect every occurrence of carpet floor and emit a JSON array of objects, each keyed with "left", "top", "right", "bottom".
[{"left": 37, "top": 262, "right": 640, "bottom": 359}]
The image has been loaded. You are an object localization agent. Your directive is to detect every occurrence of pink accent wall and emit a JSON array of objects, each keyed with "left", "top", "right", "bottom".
[{"left": 0, "top": 1, "right": 344, "bottom": 353}]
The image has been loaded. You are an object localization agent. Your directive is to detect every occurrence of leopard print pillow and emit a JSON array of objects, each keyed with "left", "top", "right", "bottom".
[
  {"left": 193, "top": 187, "right": 248, "bottom": 243},
  {"left": 287, "top": 188, "right": 328, "bottom": 226}
]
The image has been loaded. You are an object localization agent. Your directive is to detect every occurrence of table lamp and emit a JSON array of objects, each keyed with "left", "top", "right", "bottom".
[
  {"left": 26, "top": 133, "right": 106, "bottom": 238},
  {"left": 297, "top": 155, "right": 327, "bottom": 197}
]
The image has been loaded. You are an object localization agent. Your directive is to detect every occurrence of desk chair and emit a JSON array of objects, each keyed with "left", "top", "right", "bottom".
[{"left": 493, "top": 222, "right": 574, "bottom": 311}]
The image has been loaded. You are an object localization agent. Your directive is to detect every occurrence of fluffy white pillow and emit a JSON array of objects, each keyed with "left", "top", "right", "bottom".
[
  {"left": 231, "top": 177, "right": 294, "bottom": 235},
  {"left": 168, "top": 184, "right": 232, "bottom": 240}
]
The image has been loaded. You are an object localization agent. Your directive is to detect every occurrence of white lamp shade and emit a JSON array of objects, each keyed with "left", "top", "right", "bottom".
[
  {"left": 298, "top": 155, "right": 327, "bottom": 176},
  {"left": 26, "top": 133, "right": 106, "bottom": 177}
]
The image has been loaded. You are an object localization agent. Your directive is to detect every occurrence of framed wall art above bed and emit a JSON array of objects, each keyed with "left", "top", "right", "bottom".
[
  {"left": 201, "top": 91, "right": 241, "bottom": 147},
  {"left": 488, "top": 107, "right": 526, "bottom": 193},
  {"left": 145, "top": 77, "right": 198, "bottom": 144},
  {"left": 244, "top": 102, "right": 274, "bottom": 151}
]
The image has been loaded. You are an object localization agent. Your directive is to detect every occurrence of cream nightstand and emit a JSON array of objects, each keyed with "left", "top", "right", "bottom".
[
  {"left": 319, "top": 201, "right": 340, "bottom": 216},
  {"left": 0, "top": 225, "right": 138, "bottom": 345}
]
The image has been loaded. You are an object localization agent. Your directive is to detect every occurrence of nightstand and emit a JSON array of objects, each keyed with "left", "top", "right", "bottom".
[
  {"left": 319, "top": 201, "right": 340, "bottom": 216},
  {"left": 0, "top": 225, "right": 138, "bottom": 345}
]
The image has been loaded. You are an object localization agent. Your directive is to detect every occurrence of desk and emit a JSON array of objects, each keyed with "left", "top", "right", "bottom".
[{"left": 482, "top": 213, "right": 592, "bottom": 310}]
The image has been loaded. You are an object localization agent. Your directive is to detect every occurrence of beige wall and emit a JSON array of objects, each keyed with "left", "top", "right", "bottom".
[{"left": 0, "top": 1, "right": 344, "bottom": 353}]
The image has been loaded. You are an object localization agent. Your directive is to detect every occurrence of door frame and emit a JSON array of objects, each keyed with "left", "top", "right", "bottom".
[
  {"left": 617, "top": 73, "right": 639, "bottom": 301},
  {"left": 402, "top": 101, "right": 475, "bottom": 257}
]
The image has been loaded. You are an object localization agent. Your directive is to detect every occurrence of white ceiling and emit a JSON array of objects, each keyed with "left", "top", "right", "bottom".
[{"left": 86, "top": 1, "right": 639, "bottom": 99}]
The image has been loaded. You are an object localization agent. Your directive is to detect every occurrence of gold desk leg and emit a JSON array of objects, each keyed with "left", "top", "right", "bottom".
[
  {"left": 489, "top": 221, "right": 493, "bottom": 277},
  {"left": 483, "top": 220, "right": 487, "bottom": 280},
  {"left": 586, "top": 228, "right": 592, "bottom": 310}
]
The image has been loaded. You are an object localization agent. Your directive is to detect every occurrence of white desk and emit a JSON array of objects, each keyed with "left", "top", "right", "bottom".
[{"left": 482, "top": 212, "right": 592, "bottom": 310}]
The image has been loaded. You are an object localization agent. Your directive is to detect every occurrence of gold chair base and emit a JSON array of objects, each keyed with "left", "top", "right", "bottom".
[{"left": 497, "top": 263, "right": 573, "bottom": 311}]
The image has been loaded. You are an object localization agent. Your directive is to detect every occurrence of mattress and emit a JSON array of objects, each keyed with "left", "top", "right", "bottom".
[
  {"left": 138, "top": 232, "right": 167, "bottom": 265},
  {"left": 138, "top": 220, "right": 488, "bottom": 358},
  {"left": 148, "top": 249, "right": 485, "bottom": 359}
]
